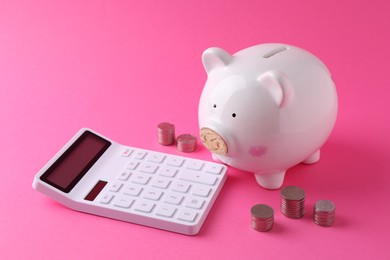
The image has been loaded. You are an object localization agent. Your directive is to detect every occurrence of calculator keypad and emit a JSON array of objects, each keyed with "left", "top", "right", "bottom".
[{"left": 96, "top": 148, "right": 227, "bottom": 232}]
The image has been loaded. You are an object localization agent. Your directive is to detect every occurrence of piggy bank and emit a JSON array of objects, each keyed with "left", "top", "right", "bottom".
[{"left": 198, "top": 43, "right": 338, "bottom": 189}]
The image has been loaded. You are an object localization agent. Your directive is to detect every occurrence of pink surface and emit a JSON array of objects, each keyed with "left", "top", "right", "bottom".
[{"left": 1, "top": 0, "right": 389, "bottom": 259}]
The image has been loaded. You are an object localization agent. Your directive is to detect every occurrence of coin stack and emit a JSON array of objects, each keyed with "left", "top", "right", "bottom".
[
  {"left": 313, "top": 200, "right": 336, "bottom": 227},
  {"left": 251, "top": 204, "right": 274, "bottom": 232},
  {"left": 157, "top": 122, "right": 175, "bottom": 145},
  {"left": 280, "top": 186, "right": 306, "bottom": 219},
  {"left": 176, "top": 134, "right": 197, "bottom": 152}
]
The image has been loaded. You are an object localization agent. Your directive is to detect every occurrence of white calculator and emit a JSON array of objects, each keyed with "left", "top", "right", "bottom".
[{"left": 32, "top": 128, "right": 228, "bottom": 235}]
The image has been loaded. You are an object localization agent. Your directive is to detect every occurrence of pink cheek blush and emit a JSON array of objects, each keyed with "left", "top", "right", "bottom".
[{"left": 249, "top": 145, "right": 267, "bottom": 157}]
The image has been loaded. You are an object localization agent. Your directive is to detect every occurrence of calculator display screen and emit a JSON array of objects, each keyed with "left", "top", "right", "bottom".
[{"left": 40, "top": 131, "right": 111, "bottom": 193}]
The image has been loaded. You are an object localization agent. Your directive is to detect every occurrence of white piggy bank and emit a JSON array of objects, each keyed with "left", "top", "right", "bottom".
[{"left": 198, "top": 43, "right": 338, "bottom": 189}]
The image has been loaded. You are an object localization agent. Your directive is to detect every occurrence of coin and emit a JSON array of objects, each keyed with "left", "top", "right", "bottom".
[
  {"left": 251, "top": 204, "right": 274, "bottom": 232},
  {"left": 176, "top": 134, "right": 197, "bottom": 152},
  {"left": 280, "top": 186, "right": 305, "bottom": 219},
  {"left": 200, "top": 127, "right": 228, "bottom": 155},
  {"left": 313, "top": 200, "right": 335, "bottom": 227},
  {"left": 157, "top": 122, "right": 175, "bottom": 145},
  {"left": 281, "top": 186, "right": 305, "bottom": 201}
]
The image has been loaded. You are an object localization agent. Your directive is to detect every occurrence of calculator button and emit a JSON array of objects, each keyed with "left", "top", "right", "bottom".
[
  {"left": 139, "top": 163, "right": 158, "bottom": 174},
  {"left": 156, "top": 205, "right": 176, "bottom": 218},
  {"left": 143, "top": 189, "right": 163, "bottom": 201},
  {"left": 185, "top": 160, "right": 204, "bottom": 171},
  {"left": 123, "top": 184, "right": 143, "bottom": 196},
  {"left": 118, "top": 171, "right": 132, "bottom": 181},
  {"left": 126, "top": 161, "right": 139, "bottom": 170},
  {"left": 204, "top": 163, "right": 223, "bottom": 175},
  {"left": 131, "top": 174, "right": 151, "bottom": 185},
  {"left": 151, "top": 177, "right": 171, "bottom": 189},
  {"left": 171, "top": 181, "right": 191, "bottom": 193},
  {"left": 166, "top": 157, "right": 184, "bottom": 167},
  {"left": 177, "top": 209, "right": 198, "bottom": 222},
  {"left": 159, "top": 166, "right": 178, "bottom": 178},
  {"left": 99, "top": 142, "right": 226, "bottom": 234},
  {"left": 39, "top": 130, "right": 228, "bottom": 235},
  {"left": 148, "top": 153, "right": 166, "bottom": 163},
  {"left": 191, "top": 185, "right": 211, "bottom": 197},
  {"left": 100, "top": 193, "right": 114, "bottom": 204},
  {"left": 109, "top": 182, "right": 123, "bottom": 192},
  {"left": 113, "top": 196, "right": 134, "bottom": 209},
  {"left": 185, "top": 196, "right": 205, "bottom": 210},
  {"left": 120, "top": 148, "right": 133, "bottom": 157},
  {"left": 164, "top": 193, "right": 184, "bottom": 205},
  {"left": 179, "top": 170, "right": 217, "bottom": 186},
  {"left": 133, "top": 150, "right": 147, "bottom": 160},
  {"left": 134, "top": 200, "right": 155, "bottom": 213}
]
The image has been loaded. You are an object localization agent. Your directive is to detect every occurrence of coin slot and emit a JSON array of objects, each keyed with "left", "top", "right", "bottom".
[{"left": 263, "top": 46, "right": 289, "bottom": 58}]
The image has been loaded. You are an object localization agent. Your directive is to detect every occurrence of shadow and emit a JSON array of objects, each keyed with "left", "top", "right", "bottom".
[
  {"left": 269, "top": 222, "right": 286, "bottom": 234},
  {"left": 284, "top": 136, "right": 390, "bottom": 197},
  {"left": 279, "top": 136, "right": 390, "bottom": 231},
  {"left": 331, "top": 214, "right": 348, "bottom": 228},
  {"left": 196, "top": 134, "right": 387, "bottom": 235},
  {"left": 196, "top": 171, "right": 241, "bottom": 236}
]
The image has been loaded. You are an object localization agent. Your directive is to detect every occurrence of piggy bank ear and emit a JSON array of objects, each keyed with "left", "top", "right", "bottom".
[
  {"left": 258, "top": 70, "right": 293, "bottom": 107},
  {"left": 202, "top": 47, "right": 233, "bottom": 74}
]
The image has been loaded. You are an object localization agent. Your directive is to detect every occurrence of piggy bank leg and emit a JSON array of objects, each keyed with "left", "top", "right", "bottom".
[
  {"left": 302, "top": 150, "right": 320, "bottom": 164},
  {"left": 254, "top": 171, "right": 286, "bottom": 189}
]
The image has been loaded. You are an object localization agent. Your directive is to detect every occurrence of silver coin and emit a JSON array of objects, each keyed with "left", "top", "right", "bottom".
[
  {"left": 157, "top": 122, "right": 175, "bottom": 145},
  {"left": 314, "top": 200, "right": 335, "bottom": 213},
  {"left": 280, "top": 186, "right": 305, "bottom": 219},
  {"left": 176, "top": 134, "right": 197, "bottom": 152},
  {"left": 251, "top": 204, "right": 274, "bottom": 219},
  {"left": 251, "top": 204, "right": 274, "bottom": 232},
  {"left": 313, "top": 200, "right": 335, "bottom": 227},
  {"left": 281, "top": 186, "right": 305, "bottom": 201}
]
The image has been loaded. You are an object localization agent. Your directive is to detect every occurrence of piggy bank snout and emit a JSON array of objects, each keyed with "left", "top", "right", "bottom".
[{"left": 200, "top": 127, "right": 228, "bottom": 156}]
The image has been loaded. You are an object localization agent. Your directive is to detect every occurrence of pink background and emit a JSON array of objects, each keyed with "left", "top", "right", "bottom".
[{"left": 1, "top": 0, "right": 389, "bottom": 259}]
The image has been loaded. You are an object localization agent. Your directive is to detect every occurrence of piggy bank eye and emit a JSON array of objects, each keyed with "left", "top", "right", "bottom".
[
  {"left": 213, "top": 104, "right": 217, "bottom": 108},
  {"left": 232, "top": 113, "right": 237, "bottom": 118}
]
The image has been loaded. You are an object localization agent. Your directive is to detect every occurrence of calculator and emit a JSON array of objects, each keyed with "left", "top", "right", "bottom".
[{"left": 32, "top": 128, "right": 228, "bottom": 235}]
